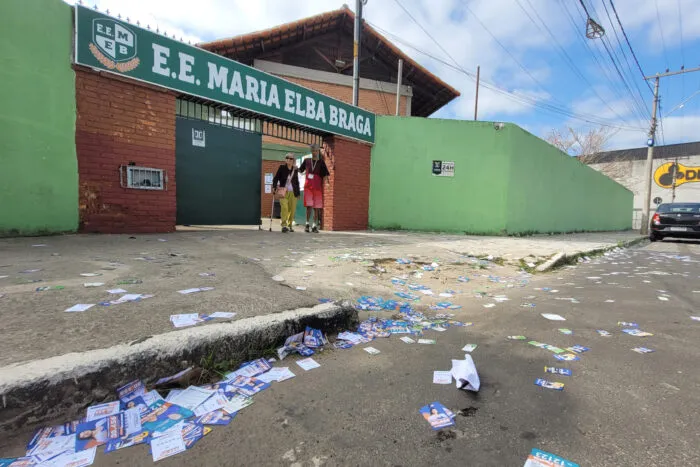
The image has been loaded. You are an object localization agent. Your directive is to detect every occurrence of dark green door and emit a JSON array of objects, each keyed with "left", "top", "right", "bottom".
[{"left": 176, "top": 118, "right": 262, "bottom": 225}]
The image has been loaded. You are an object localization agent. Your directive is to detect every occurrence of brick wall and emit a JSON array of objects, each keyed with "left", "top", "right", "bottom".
[
  {"left": 261, "top": 159, "right": 282, "bottom": 218},
  {"left": 75, "top": 68, "right": 176, "bottom": 233},
  {"left": 322, "top": 136, "right": 372, "bottom": 231},
  {"left": 282, "top": 75, "right": 407, "bottom": 116}
]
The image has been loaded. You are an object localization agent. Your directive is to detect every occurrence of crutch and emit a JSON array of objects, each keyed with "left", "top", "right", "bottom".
[{"left": 268, "top": 189, "right": 275, "bottom": 232}]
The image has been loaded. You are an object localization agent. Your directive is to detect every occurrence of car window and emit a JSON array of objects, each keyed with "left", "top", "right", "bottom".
[{"left": 657, "top": 204, "right": 700, "bottom": 213}]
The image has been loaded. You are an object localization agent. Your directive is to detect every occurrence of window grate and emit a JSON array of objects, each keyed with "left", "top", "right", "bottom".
[{"left": 120, "top": 166, "right": 166, "bottom": 190}]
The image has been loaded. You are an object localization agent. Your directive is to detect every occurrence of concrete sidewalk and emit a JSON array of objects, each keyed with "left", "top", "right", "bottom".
[{"left": 0, "top": 229, "right": 641, "bottom": 366}]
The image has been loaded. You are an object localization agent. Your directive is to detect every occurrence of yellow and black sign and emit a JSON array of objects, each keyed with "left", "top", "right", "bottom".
[{"left": 654, "top": 162, "right": 700, "bottom": 188}]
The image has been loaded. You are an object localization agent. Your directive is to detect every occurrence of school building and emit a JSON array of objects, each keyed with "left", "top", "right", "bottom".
[{"left": 0, "top": 0, "right": 632, "bottom": 237}]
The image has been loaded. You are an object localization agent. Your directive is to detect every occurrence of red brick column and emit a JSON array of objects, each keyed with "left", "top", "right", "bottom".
[
  {"left": 261, "top": 160, "right": 280, "bottom": 218},
  {"left": 322, "top": 136, "right": 372, "bottom": 231},
  {"left": 75, "top": 68, "right": 176, "bottom": 233}
]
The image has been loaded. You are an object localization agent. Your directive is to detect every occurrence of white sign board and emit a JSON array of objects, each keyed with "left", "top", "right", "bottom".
[
  {"left": 264, "top": 173, "right": 273, "bottom": 184},
  {"left": 432, "top": 160, "right": 455, "bottom": 177},
  {"left": 264, "top": 184, "right": 272, "bottom": 194}
]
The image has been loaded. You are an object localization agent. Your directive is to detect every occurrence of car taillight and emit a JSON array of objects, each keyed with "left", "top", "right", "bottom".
[{"left": 652, "top": 213, "right": 660, "bottom": 225}]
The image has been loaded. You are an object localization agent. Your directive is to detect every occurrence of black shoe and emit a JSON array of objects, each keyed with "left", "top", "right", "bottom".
[
  {"left": 289, "top": 227, "right": 295, "bottom": 232},
  {"left": 305, "top": 224, "right": 310, "bottom": 233},
  {"left": 312, "top": 225, "right": 319, "bottom": 233},
  {"left": 282, "top": 227, "right": 289, "bottom": 233}
]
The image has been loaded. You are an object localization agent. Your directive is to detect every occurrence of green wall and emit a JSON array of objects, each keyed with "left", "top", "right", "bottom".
[
  {"left": 369, "top": 117, "right": 632, "bottom": 234},
  {"left": 0, "top": 0, "right": 78, "bottom": 236},
  {"left": 369, "top": 117, "right": 511, "bottom": 234},
  {"left": 505, "top": 125, "right": 632, "bottom": 232}
]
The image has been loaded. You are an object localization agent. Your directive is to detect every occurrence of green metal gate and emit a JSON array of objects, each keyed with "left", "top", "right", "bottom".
[{"left": 176, "top": 117, "right": 262, "bottom": 225}]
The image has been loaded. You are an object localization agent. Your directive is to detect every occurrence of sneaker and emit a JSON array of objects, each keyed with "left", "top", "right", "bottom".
[
  {"left": 282, "top": 227, "right": 289, "bottom": 233},
  {"left": 312, "top": 225, "right": 319, "bottom": 233},
  {"left": 305, "top": 224, "right": 310, "bottom": 233}
]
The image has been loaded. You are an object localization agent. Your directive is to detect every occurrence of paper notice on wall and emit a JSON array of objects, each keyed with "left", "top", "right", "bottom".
[
  {"left": 264, "top": 173, "right": 273, "bottom": 184},
  {"left": 265, "top": 184, "right": 272, "bottom": 194}
]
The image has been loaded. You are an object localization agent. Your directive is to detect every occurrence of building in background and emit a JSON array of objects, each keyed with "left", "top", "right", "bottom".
[
  {"left": 199, "top": 6, "right": 460, "bottom": 222},
  {"left": 587, "top": 142, "right": 700, "bottom": 229}
]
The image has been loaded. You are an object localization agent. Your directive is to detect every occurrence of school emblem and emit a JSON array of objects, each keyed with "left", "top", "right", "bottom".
[{"left": 89, "top": 18, "right": 140, "bottom": 73}]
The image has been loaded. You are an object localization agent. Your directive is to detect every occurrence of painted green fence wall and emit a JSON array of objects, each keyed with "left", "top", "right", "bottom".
[
  {"left": 505, "top": 125, "right": 632, "bottom": 232},
  {"left": 0, "top": 0, "right": 78, "bottom": 236},
  {"left": 369, "top": 117, "right": 632, "bottom": 234}
]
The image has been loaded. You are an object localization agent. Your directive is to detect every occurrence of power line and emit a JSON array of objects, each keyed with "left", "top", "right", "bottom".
[
  {"left": 654, "top": 0, "right": 670, "bottom": 67},
  {"left": 515, "top": 0, "right": 627, "bottom": 121},
  {"left": 608, "top": 0, "right": 654, "bottom": 94},
  {"left": 366, "top": 20, "right": 645, "bottom": 131}
]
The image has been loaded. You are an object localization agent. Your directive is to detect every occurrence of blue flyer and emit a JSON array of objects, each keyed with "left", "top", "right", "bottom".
[
  {"left": 117, "top": 380, "right": 145, "bottom": 403},
  {"left": 419, "top": 402, "right": 455, "bottom": 430},
  {"left": 194, "top": 409, "right": 235, "bottom": 426},
  {"left": 567, "top": 345, "right": 589, "bottom": 354},
  {"left": 75, "top": 413, "right": 126, "bottom": 451},
  {"left": 140, "top": 401, "right": 194, "bottom": 435},
  {"left": 524, "top": 448, "right": 579, "bottom": 466},
  {"left": 0, "top": 458, "right": 39, "bottom": 467},
  {"left": 227, "top": 375, "right": 270, "bottom": 397},
  {"left": 553, "top": 353, "right": 580, "bottom": 362},
  {"left": 303, "top": 327, "right": 327, "bottom": 348},
  {"left": 544, "top": 366, "right": 572, "bottom": 376},
  {"left": 182, "top": 422, "right": 211, "bottom": 449},
  {"left": 534, "top": 379, "right": 565, "bottom": 391},
  {"left": 103, "top": 430, "right": 151, "bottom": 453}
]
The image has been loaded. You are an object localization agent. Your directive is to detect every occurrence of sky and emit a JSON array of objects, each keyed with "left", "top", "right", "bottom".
[{"left": 65, "top": 0, "right": 700, "bottom": 151}]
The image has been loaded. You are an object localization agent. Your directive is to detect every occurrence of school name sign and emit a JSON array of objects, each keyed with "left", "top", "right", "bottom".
[{"left": 74, "top": 6, "right": 375, "bottom": 143}]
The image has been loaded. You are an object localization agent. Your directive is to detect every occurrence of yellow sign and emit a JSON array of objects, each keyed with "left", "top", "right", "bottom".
[{"left": 654, "top": 162, "right": 700, "bottom": 188}]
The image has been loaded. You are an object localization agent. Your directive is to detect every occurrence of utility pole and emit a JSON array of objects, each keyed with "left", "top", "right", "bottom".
[
  {"left": 474, "top": 65, "right": 480, "bottom": 121},
  {"left": 352, "top": 0, "right": 365, "bottom": 107},
  {"left": 640, "top": 65, "right": 700, "bottom": 235},
  {"left": 395, "top": 58, "right": 403, "bottom": 116}
]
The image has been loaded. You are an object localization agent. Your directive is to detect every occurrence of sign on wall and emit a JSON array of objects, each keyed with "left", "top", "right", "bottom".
[
  {"left": 74, "top": 6, "right": 375, "bottom": 143},
  {"left": 654, "top": 162, "right": 700, "bottom": 188},
  {"left": 432, "top": 160, "right": 455, "bottom": 177}
]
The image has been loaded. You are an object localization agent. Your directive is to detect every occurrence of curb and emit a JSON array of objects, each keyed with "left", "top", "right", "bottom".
[
  {"left": 0, "top": 302, "right": 358, "bottom": 437},
  {"left": 535, "top": 236, "right": 647, "bottom": 273}
]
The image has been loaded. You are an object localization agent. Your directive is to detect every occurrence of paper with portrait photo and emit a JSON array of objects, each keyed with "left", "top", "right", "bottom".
[
  {"left": 140, "top": 401, "right": 194, "bottom": 435},
  {"left": 74, "top": 414, "right": 125, "bottom": 452}
]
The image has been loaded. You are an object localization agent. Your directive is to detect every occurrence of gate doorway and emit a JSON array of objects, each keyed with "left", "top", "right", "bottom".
[{"left": 176, "top": 116, "right": 262, "bottom": 225}]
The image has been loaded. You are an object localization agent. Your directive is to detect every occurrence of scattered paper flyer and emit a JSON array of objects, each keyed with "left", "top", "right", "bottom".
[
  {"left": 544, "top": 366, "right": 572, "bottom": 376},
  {"left": 155, "top": 367, "right": 194, "bottom": 386},
  {"left": 170, "top": 313, "right": 204, "bottom": 328},
  {"left": 534, "top": 378, "right": 564, "bottom": 390},
  {"left": 86, "top": 401, "right": 121, "bottom": 421},
  {"left": 462, "top": 344, "right": 477, "bottom": 352},
  {"left": 451, "top": 355, "right": 480, "bottom": 391},
  {"left": 168, "top": 386, "right": 215, "bottom": 411},
  {"left": 400, "top": 337, "right": 415, "bottom": 344},
  {"left": 42, "top": 446, "right": 96, "bottom": 467},
  {"left": 208, "top": 312, "right": 236, "bottom": 319},
  {"left": 364, "top": 347, "right": 381, "bottom": 355},
  {"left": 83, "top": 282, "right": 104, "bottom": 288},
  {"left": 541, "top": 313, "right": 566, "bottom": 321},
  {"left": 553, "top": 353, "right": 580, "bottom": 362},
  {"left": 507, "top": 335, "right": 527, "bottom": 340},
  {"left": 567, "top": 345, "right": 589, "bottom": 354},
  {"left": 194, "top": 392, "right": 230, "bottom": 417},
  {"left": 483, "top": 303, "right": 496, "bottom": 308},
  {"left": 177, "top": 287, "right": 214, "bottom": 295},
  {"left": 558, "top": 328, "right": 573, "bottom": 335},
  {"left": 151, "top": 426, "right": 187, "bottom": 462},
  {"left": 622, "top": 328, "right": 653, "bottom": 337},
  {"left": 632, "top": 347, "right": 655, "bottom": 354},
  {"left": 117, "top": 380, "right": 146, "bottom": 403},
  {"left": 80, "top": 273, "right": 102, "bottom": 277},
  {"left": 107, "top": 288, "right": 128, "bottom": 294},
  {"left": 418, "top": 339, "right": 436, "bottom": 344},
  {"left": 419, "top": 402, "right": 455, "bottom": 430},
  {"left": 74, "top": 413, "right": 126, "bottom": 451},
  {"left": 433, "top": 371, "right": 452, "bottom": 385},
  {"left": 523, "top": 448, "right": 579, "bottom": 467},
  {"left": 223, "top": 394, "right": 253, "bottom": 414},
  {"left": 256, "top": 367, "right": 295, "bottom": 383},
  {"left": 658, "top": 296, "right": 669, "bottom": 301},
  {"left": 65, "top": 304, "right": 95, "bottom": 313},
  {"left": 597, "top": 330, "right": 611, "bottom": 337},
  {"left": 296, "top": 357, "right": 320, "bottom": 371},
  {"left": 691, "top": 316, "right": 700, "bottom": 321},
  {"left": 194, "top": 410, "right": 234, "bottom": 426}
]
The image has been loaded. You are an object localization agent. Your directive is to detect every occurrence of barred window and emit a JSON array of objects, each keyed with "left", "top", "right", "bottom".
[{"left": 120, "top": 166, "right": 165, "bottom": 190}]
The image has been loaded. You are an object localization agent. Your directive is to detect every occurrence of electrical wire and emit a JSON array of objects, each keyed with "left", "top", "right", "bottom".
[
  {"left": 608, "top": 0, "right": 654, "bottom": 94},
  {"left": 654, "top": 0, "right": 670, "bottom": 67},
  {"left": 366, "top": 20, "right": 646, "bottom": 131}
]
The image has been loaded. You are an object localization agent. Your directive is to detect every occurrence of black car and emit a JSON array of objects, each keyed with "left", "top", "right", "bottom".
[{"left": 650, "top": 202, "right": 700, "bottom": 241}]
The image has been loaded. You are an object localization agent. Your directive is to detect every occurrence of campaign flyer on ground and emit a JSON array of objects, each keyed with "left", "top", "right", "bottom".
[
  {"left": 226, "top": 375, "right": 270, "bottom": 396},
  {"left": 419, "top": 402, "right": 455, "bottom": 430},
  {"left": 74, "top": 413, "right": 126, "bottom": 451},
  {"left": 194, "top": 409, "right": 236, "bottom": 426},
  {"left": 140, "top": 401, "right": 194, "bottom": 435},
  {"left": 523, "top": 448, "right": 579, "bottom": 466}
]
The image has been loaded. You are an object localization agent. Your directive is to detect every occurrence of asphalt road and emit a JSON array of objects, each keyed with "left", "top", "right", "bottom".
[{"left": 3, "top": 240, "right": 699, "bottom": 466}]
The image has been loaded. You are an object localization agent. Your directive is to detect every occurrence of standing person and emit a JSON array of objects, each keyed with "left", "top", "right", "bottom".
[
  {"left": 272, "top": 153, "right": 300, "bottom": 233},
  {"left": 298, "top": 143, "right": 330, "bottom": 233}
]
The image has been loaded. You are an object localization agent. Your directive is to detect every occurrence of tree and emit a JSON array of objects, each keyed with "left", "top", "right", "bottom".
[{"left": 546, "top": 126, "right": 631, "bottom": 180}]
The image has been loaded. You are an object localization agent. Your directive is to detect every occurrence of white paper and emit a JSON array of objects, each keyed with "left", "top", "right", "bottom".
[
  {"left": 451, "top": 354, "right": 481, "bottom": 392},
  {"left": 151, "top": 428, "right": 186, "bottom": 462},
  {"left": 64, "top": 304, "right": 95, "bottom": 313},
  {"left": 223, "top": 394, "right": 253, "bottom": 414},
  {"left": 107, "top": 288, "right": 127, "bottom": 294},
  {"left": 296, "top": 286, "right": 307, "bottom": 291},
  {"left": 462, "top": 344, "right": 477, "bottom": 352},
  {"left": 41, "top": 447, "right": 96, "bottom": 467},
  {"left": 177, "top": 288, "right": 201, "bottom": 294},
  {"left": 168, "top": 386, "right": 215, "bottom": 411},
  {"left": 83, "top": 282, "right": 105, "bottom": 288},
  {"left": 658, "top": 296, "right": 669, "bottom": 301},
  {"left": 194, "top": 392, "right": 230, "bottom": 416},
  {"left": 419, "top": 289, "right": 434, "bottom": 295},
  {"left": 86, "top": 401, "right": 121, "bottom": 421},
  {"left": 143, "top": 389, "right": 164, "bottom": 406},
  {"left": 80, "top": 273, "right": 102, "bottom": 277},
  {"left": 439, "top": 293, "right": 453, "bottom": 298},
  {"left": 541, "top": 313, "right": 566, "bottom": 321},
  {"left": 433, "top": 371, "right": 452, "bottom": 385},
  {"left": 296, "top": 357, "right": 320, "bottom": 371},
  {"left": 123, "top": 407, "right": 142, "bottom": 435},
  {"left": 363, "top": 347, "right": 381, "bottom": 355},
  {"left": 170, "top": 313, "right": 203, "bottom": 328},
  {"left": 418, "top": 339, "right": 436, "bottom": 344},
  {"left": 165, "top": 389, "right": 183, "bottom": 402},
  {"left": 257, "top": 367, "right": 295, "bottom": 383},
  {"left": 433, "top": 326, "right": 447, "bottom": 332},
  {"left": 28, "top": 434, "right": 76, "bottom": 460},
  {"left": 400, "top": 337, "right": 415, "bottom": 344},
  {"left": 483, "top": 304, "right": 496, "bottom": 308},
  {"left": 208, "top": 312, "right": 236, "bottom": 319}
]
